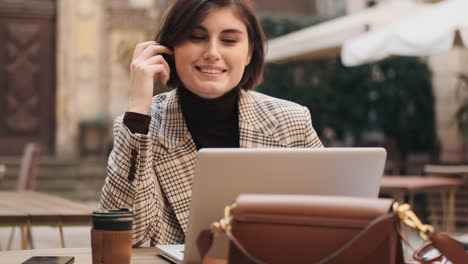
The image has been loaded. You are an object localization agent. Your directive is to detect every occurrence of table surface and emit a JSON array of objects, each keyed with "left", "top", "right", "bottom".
[
  {"left": 424, "top": 164, "right": 468, "bottom": 175},
  {"left": 380, "top": 175, "right": 465, "bottom": 191},
  {"left": 0, "top": 191, "right": 96, "bottom": 225},
  {"left": 0, "top": 247, "right": 171, "bottom": 264}
]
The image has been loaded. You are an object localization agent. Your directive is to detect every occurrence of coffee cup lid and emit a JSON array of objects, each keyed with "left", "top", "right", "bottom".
[{"left": 92, "top": 208, "right": 134, "bottom": 220}]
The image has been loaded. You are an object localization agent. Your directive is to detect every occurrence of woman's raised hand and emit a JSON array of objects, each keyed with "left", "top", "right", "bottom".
[{"left": 127, "top": 41, "right": 173, "bottom": 114}]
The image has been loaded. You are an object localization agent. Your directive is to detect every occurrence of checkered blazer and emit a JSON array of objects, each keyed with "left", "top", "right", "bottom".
[{"left": 100, "top": 88, "right": 323, "bottom": 246}]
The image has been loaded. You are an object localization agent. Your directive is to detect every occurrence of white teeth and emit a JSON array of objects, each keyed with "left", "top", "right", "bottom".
[{"left": 199, "top": 68, "right": 222, "bottom": 74}]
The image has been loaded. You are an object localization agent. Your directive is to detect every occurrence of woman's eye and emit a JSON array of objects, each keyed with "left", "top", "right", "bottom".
[
  {"left": 222, "top": 39, "right": 238, "bottom": 44},
  {"left": 190, "top": 35, "right": 205, "bottom": 41}
]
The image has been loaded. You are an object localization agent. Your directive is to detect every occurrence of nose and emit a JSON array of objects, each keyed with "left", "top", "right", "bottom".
[{"left": 202, "top": 39, "right": 221, "bottom": 62}]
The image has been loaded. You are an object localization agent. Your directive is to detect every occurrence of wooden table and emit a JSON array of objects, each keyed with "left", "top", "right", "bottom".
[
  {"left": 424, "top": 164, "right": 468, "bottom": 178},
  {"left": 423, "top": 164, "right": 468, "bottom": 234},
  {"left": 0, "top": 191, "right": 96, "bottom": 249},
  {"left": 0, "top": 247, "right": 171, "bottom": 264},
  {"left": 380, "top": 175, "right": 465, "bottom": 233}
]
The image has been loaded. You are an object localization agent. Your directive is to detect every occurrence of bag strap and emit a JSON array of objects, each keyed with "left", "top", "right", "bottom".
[
  {"left": 197, "top": 229, "right": 214, "bottom": 259},
  {"left": 315, "top": 213, "right": 400, "bottom": 264},
  {"left": 428, "top": 232, "right": 468, "bottom": 264},
  {"left": 394, "top": 203, "right": 468, "bottom": 264}
]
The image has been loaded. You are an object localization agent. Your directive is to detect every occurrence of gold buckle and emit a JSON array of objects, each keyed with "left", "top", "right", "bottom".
[
  {"left": 393, "top": 202, "right": 434, "bottom": 240},
  {"left": 211, "top": 203, "right": 237, "bottom": 234}
]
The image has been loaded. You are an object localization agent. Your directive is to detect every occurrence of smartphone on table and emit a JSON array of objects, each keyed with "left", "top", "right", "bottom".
[{"left": 22, "top": 256, "right": 75, "bottom": 264}]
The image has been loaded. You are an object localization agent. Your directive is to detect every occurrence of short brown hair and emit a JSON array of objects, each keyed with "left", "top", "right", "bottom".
[{"left": 155, "top": 0, "right": 266, "bottom": 90}]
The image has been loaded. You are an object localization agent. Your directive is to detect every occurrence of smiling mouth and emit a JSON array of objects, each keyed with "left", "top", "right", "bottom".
[{"left": 196, "top": 66, "right": 227, "bottom": 74}]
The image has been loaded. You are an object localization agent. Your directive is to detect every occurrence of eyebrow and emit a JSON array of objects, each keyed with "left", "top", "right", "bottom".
[{"left": 193, "top": 26, "right": 244, "bottom": 35}]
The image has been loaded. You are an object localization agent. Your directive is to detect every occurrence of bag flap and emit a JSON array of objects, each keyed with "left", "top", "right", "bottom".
[{"left": 232, "top": 194, "right": 394, "bottom": 228}]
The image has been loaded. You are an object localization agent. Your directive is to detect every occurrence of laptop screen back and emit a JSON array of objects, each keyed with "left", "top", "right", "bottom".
[{"left": 182, "top": 147, "right": 386, "bottom": 263}]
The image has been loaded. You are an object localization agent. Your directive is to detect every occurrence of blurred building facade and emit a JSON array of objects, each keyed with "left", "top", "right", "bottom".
[
  {"left": 0, "top": 0, "right": 57, "bottom": 155},
  {"left": 1, "top": 0, "right": 466, "bottom": 162},
  {"left": 0, "top": 0, "right": 163, "bottom": 157},
  {"left": 0, "top": 0, "right": 348, "bottom": 158}
]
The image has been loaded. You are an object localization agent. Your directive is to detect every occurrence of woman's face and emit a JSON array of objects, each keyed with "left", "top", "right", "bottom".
[{"left": 173, "top": 7, "right": 252, "bottom": 99}]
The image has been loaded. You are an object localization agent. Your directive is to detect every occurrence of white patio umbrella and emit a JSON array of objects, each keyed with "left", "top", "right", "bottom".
[
  {"left": 341, "top": 0, "right": 468, "bottom": 67},
  {"left": 265, "top": 0, "right": 427, "bottom": 63}
]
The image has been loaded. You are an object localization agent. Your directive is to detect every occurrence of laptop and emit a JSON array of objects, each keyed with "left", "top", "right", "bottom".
[{"left": 156, "top": 147, "right": 386, "bottom": 263}]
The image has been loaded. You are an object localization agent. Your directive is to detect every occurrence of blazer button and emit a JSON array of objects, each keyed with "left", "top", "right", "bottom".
[
  {"left": 128, "top": 149, "right": 138, "bottom": 182},
  {"left": 128, "top": 167, "right": 136, "bottom": 182}
]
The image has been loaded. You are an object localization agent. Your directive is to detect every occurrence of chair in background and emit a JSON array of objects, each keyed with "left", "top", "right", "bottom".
[
  {"left": 16, "top": 143, "right": 41, "bottom": 191},
  {"left": 6, "top": 143, "right": 42, "bottom": 250}
]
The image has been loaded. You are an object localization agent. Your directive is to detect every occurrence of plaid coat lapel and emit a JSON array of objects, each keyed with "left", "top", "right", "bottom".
[
  {"left": 153, "top": 89, "right": 196, "bottom": 234},
  {"left": 238, "top": 89, "right": 288, "bottom": 148}
]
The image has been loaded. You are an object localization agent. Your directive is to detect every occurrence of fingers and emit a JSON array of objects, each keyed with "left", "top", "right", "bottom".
[
  {"left": 145, "top": 55, "right": 171, "bottom": 84},
  {"left": 132, "top": 41, "right": 173, "bottom": 60},
  {"left": 137, "top": 44, "right": 173, "bottom": 62},
  {"left": 131, "top": 41, "right": 173, "bottom": 85},
  {"left": 132, "top": 41, "right": 157, "bottom": 60},
  {"left": 146, "top": 64, "right": 170, "bottom": 84}
]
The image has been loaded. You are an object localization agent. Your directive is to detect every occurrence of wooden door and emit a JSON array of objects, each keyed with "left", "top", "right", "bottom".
[{"left": 0, "top": 0, "right": 56, "bottom": 155}]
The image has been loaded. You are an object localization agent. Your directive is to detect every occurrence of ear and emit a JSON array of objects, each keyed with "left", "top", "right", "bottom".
[{"left": 245, "top": 47, "right": 252, "bottom": 67}]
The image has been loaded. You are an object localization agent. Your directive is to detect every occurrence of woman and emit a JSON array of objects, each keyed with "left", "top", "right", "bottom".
[{"left": 100, "top": 0, "right": 322, "bottom": 247}]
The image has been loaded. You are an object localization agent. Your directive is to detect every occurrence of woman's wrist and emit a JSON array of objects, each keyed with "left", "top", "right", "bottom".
[{"left": 127, "top": 101, "right": 150, "bottom": 115}]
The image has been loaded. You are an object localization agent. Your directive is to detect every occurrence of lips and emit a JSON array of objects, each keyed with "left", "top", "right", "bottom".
[{"left": 195, "top": 66, "right": 227, "bottom": 74}]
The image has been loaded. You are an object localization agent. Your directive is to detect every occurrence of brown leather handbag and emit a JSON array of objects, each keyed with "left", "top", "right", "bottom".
[{"left": 197, "top": 194, "right": 468, "bottom": 264}]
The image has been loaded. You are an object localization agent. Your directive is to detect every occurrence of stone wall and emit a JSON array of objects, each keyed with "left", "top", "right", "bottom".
[
  {"left": 56, "top": 0, "right": 106, "bottom": 157},
  {"left": 429, "top": 49, "right": 468, "bottom": 162},
  {"left": 55, "top": 0, "right": 163, "bottom": 158},
  {"left": 105, "top": 5, "right": 161, "bottom": 120}
]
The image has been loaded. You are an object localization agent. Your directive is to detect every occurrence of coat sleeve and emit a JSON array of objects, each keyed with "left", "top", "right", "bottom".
[
  {"left": 99, "top": 114, "right": 184, "bottom": 246},
  {"left": 303, "top": 107, "right": 323, "bottom": 148}
]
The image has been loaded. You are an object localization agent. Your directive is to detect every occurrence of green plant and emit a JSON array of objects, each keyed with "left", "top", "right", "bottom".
[
  {"left": 334, "top": 57, "right": 438, "bottom": 157},
  {"left": 116, "top": 41, "right": 137, "bottom": 75},
  {"left": 258, "top": 13, "right": 438, "bottom": 161},
  {"left": 79, "top": 113, "right": 108, "bottom": 128}
]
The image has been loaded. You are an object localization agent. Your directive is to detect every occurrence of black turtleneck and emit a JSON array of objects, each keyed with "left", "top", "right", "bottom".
[
  {"left": 179, "top": 86, "right": 240, "bottom": 150},
  {"left": 123, "top": 87, "right": 240, "bottom": 150}
]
